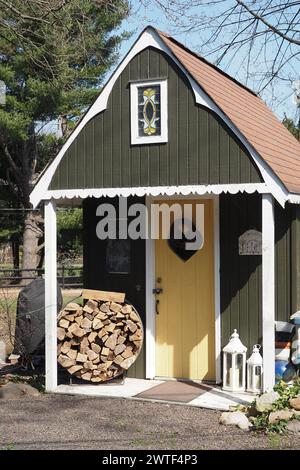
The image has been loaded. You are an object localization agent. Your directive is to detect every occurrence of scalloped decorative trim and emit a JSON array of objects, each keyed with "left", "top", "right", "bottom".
[
  {"left": 47, "top": 183, "right": 269, "bottom": 202},
  {"left": 287, "top": 194, "right": 300, "bottom": 204}
]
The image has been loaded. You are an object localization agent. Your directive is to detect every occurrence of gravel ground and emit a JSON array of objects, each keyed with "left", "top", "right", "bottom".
[{"left": 0, "top": 394, "right": 300, "bottom": 450}]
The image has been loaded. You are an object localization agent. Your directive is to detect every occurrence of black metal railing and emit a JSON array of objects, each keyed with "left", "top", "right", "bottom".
[{"left": 0, "top": 266, "right": 83, "bottom": 288}]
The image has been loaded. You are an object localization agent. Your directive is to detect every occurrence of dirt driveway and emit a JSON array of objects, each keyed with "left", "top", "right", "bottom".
[{"left": 0, "top": 394, "right": 299, "bottom": 450}]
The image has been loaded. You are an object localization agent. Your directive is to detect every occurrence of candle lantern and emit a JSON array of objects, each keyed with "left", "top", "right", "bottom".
[
  {"left": 247, "top": 344, "right": 263, "bottom": 394},
  {"left": 223, "top": 329, "right": 247, "bottom": 392}
]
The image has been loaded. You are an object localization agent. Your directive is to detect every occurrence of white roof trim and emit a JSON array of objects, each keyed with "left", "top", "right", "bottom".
[
  {"left": 30, "top": 27, "right": 290, "bottom": 208},
  {"left": 46, "top": 183, "right": 268, "bottom": 202}
]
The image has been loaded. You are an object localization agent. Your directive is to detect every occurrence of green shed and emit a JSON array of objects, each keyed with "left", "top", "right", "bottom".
[{"left": 31, "top": 26, "right": 300, "bottom": 394}]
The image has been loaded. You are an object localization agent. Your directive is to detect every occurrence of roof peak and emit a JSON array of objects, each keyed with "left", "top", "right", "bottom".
[{"left": 148, "top": 25, "right": 258, "bottom": 98}]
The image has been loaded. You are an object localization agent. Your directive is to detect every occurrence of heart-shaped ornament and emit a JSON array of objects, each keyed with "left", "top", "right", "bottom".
[{"left": 167, "top": 219, "right": 202, "bottom": 262}]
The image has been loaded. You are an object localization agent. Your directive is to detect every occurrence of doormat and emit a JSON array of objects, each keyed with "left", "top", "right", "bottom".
[{"left": 135, "top": 381, "right": 208, "bottom": 403}]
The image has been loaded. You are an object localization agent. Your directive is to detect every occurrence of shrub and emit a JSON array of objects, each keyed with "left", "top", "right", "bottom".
[{"left": 251, "top": 378, "right": 300, "bottom": 434}]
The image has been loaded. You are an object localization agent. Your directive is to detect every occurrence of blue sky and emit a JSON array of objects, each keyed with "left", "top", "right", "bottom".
[
  {"left": 113, "top": 1, "right": 299, "bottom": 122},
  {"left": 45, "top": 2, "right": 299, "bottom": 135}
]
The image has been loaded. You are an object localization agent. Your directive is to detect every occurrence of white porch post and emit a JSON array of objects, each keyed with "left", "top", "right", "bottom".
[
  {"left": 145, "top": 196, "right": 156, "bottom": 379},
  {"left": 262, "top": 194, "right": 275, "bottom": 391},
  {"left": 44, "top": 199, "right": 58, "bottom": 392}
]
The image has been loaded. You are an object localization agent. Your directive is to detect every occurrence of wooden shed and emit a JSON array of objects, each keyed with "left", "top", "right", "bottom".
[{"left": 30, "top": 26, "right": 300, "bottom": 393}]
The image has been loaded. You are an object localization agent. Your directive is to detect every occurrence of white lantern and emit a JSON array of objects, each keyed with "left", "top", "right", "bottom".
[
  {"left": 247, "top": 344, "right": 263, "bottom": 394},
  {"left": 223, "top": 329, "right": 247, "bottom": 392}
]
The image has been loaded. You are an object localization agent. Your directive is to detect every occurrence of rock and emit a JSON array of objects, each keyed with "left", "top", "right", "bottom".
[
  {"left": 8, "top": 354, "right": 20, "bottom": 365},
  {"left": 0, "top": 382, "right": 40, "bottom": 399},
  {"left": 286, "top": 420, "right": 300, "bottom": 435},
  {"left": 268, "top": 410, "right": 294, "bottom": 424},
  {"left": 255, "top": 391, "right": 280, "bottom": 413},
  {"left": 289, "top": 396, "right": 300, "bottom": 411},
  {"left": 0, "top": 382, "right": 24, "bottom": 399},
  {"left": 219, "top": 411, "right": 251, "bottom": 430},
  {"left": 18, "top": 383, "right": 40, "bottom": 397}
]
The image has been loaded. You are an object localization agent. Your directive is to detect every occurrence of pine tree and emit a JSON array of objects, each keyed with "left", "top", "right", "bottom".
[{"left": 0, "top": 0, "right": 129, "bottom": 277}]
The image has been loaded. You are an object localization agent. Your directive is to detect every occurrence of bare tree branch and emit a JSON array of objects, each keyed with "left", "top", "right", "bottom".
[
  {"left": 236, "top": 0, "right": 300, "bottom": 45},
  {"left": 137, "top": 0, "right": 300, "bottom": 109}
]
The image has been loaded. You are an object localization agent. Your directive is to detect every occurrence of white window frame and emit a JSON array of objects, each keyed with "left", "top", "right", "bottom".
[{"left": 130, "top": 79, "right": 168, "bottom": 145}]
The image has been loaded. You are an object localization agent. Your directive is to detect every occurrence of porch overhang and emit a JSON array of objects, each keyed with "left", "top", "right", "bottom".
[
  {"left": 33, "top": 183, "right": 269, "bottom": 208},
  {"left": 43, "top": 190, "right": 277, "bottom": 393}
]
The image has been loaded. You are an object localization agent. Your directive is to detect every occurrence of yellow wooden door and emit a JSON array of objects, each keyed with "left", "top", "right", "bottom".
[{"left": 155, "top": 199, "right": 215, "bottom": 381}]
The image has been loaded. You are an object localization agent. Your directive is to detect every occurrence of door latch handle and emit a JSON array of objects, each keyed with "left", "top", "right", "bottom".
[
  {"left": 152, "top": 287, "right": 163, "bottom": 294},
  {"left": 156, "top": 299, "right": 160, "bottom": 315}
]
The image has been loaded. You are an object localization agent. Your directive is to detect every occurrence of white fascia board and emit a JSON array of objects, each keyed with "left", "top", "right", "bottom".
[{"left": 30, "top": 27, "right": 289, "bottom": 208}]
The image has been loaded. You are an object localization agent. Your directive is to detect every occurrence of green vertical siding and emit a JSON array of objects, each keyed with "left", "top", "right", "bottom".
[
  {"left": 220, "top": 195, "right": 299, "bottom": 351},
  {"left": 83, "top": 197, "right": 146, "bottom": 379},
  {"left": 220, "top": 194, "right": 262, "bottom": 350},
  {"left": 50, "top": 47, "right": 262, "bottom": 190},
  {"left": 275, "top": 203, "right": 292, "bottom": 322},
  {"left": 291, "top": 206, "right": 300, "bottom": 312}
]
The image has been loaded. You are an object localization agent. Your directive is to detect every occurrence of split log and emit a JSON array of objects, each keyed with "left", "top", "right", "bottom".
[
  {"left": 57, "top": 327, "right": 66, "bottom": 341},
  {"left": 81, "top": 289, "right": 125, "bottom": 303},
  {"left": 57, "top": 294, "right": 143, "bottom": 382},
  {"left": 61, "top": 341, "right": 71, "bottom": 354}
]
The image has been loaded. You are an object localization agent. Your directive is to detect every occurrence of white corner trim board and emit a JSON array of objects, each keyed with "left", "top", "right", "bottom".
[
  {"left": 44, "top": 183, "right": 269, "bottom": 202},
  {"left": 145, "top": 196, "right": 156, "bottom": 379},
  {"left": 214, "top": 196, "right": 221, "bottom": 384},
  {"left": 44, "top": 200, "right": 58, "bottom": 392},
  {"left": 30, "top": 27, "right": 290, "bottom": 208},
  {"left": 262, "top": 194, "right": 275, "bottom": 392}
]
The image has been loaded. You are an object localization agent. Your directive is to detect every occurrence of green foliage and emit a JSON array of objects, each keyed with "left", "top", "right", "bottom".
[
  {"left": 0, "top": 1, "right": 130, "bottom": 126},
  {"left": 0, "top": 195, "right": 24, "bottom": 242},
  {"left": 5, "top": 443, "right": 15, "bottom": 451},
  {"left": 57, "top": 235, "right": 82, "bottom": 264},
  {"left": 282, "top": 114, "right": 299, "bottom": 141},
  {"left": 36, "top": 133, "right": 65, "bottom": 173},
  {"left": 272, "top": 379, "right": 300, "bottom": 409},
  {"left": 57, "top": 209, "right": 83, "bottom": 262},
  {"left": 251, "top": 378, "right": 300, "bottom": 434},
  {"left": 57, "top": 208, "right": 83, "bottom": 231},
  {"left": 252, "top": 412, "right": 287, "bottom": 435},
  {"left": 0, "top": 1, "right": 130, "bottom": 206}
]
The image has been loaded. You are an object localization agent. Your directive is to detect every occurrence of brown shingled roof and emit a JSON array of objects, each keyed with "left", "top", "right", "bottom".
[{"left": 155, "top": 28, "right": 300, "bottom": 194}]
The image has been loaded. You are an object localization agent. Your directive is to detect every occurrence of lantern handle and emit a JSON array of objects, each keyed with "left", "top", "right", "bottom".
[{"left": 253, "top": 344, "right": 261, "bottom": 351}]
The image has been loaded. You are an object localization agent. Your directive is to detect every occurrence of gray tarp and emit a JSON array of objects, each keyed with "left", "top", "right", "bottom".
[{"left": 13, "top": 278, "right": 62, "bottom": 356}]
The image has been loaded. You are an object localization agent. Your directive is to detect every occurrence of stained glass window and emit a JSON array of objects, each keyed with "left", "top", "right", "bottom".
[
  {"left": 130, "top": 79, "right": 167, "bottom": 145},
  {"left": 138, "top": 85, "right": 161, "bottom": 137}
]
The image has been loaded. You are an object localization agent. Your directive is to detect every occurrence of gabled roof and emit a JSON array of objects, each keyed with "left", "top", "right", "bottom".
[
  {"left": 155, "top": 29, "right": 300, "bottom": 194},
  {"left": 30, "top": 26, "right": 300, "bottom": 208}
]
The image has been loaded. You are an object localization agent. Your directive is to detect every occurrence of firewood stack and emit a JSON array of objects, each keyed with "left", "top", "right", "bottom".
[{"left": 57, "top": 289, "right": 143, "bottom": 382}]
